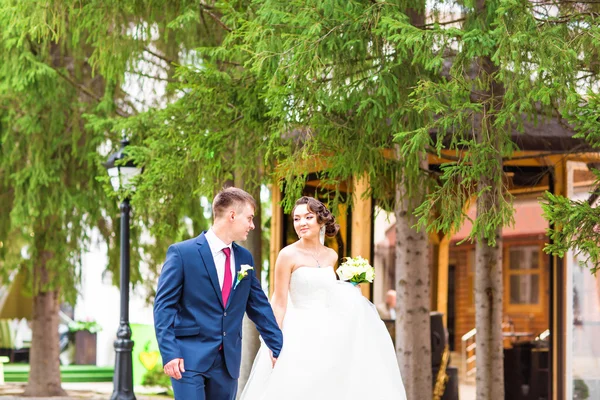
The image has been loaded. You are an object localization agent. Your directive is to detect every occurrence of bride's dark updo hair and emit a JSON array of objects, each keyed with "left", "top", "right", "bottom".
[{"left": 292, "top": 196, "right": 340, "bottom": 237}]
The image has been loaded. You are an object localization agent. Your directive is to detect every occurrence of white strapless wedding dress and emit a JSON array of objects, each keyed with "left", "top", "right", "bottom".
[{"left": 240, "top": 266, "right": 407, "bottom": 400}]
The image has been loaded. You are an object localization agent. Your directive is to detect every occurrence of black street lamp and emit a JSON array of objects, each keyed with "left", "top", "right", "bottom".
[{"left": 104, "top": 138, "right": 141, "bottom": 400}]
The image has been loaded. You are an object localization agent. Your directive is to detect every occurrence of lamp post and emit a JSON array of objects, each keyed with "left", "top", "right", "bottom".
[{"left": 104, "top": 139, "right": 141, "bottom": 400}]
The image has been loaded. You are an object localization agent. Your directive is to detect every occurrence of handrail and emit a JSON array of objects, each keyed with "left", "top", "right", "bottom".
[
  {"left": 461, "top": 328, "right": 477, "bottom": 381},
  {"left": 461, "top": 328, "right": 477, "bottom": 342},
  {"left": 535, "top": 329, "right": 550, "bottom": 341}
]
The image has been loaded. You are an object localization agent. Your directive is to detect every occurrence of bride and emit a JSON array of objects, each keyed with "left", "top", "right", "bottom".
[{"left": 240, "top": 196, "right": 406, "bottom": 400}]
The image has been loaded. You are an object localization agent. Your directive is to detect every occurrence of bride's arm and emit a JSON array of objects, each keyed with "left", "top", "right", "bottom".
[{"left": 271, "top": 249, "right": 293, "bottom": 329}]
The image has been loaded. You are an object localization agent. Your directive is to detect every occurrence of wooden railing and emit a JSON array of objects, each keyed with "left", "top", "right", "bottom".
[
  {"left": 461, "top": 328, "right": 477, "bottom": 381},
  {"left": 461, "top": 322, "right": 537, "bottom": 382}
]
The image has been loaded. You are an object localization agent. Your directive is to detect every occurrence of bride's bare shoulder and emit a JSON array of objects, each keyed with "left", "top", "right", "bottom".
[
  {"left": 326, "top": 247, "right": 338, "bottom": 259},
  {"left": 276, "top": 244, "right": 300, "bottom": 262},
  {"left": 280, "top": 243, "right": 301, "bottom": 255}
]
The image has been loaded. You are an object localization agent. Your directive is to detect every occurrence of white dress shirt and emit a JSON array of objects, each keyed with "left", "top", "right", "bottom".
[
  {"left": 205, "top": 228, "right": 236, "bottom": 290},
  {"left": 389, "top": 307, "right": 396, "bottom": 320}
]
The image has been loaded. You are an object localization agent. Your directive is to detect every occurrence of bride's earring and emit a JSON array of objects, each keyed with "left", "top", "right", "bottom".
[{"left": 319, "top": 226, "right": 326, "bottom": 245}]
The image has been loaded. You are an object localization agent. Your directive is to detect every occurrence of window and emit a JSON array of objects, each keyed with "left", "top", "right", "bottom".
[{"left": 508, "top": 246, "right": 541, "bottom": 305}]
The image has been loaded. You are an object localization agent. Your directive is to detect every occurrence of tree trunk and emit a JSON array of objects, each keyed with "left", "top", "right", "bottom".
[
  {"left": 23, "top": 264, "right": 66, "bottom": 397},
  {"left": 394, "top": 4, "right": 431, "bottom": 398},
  {"left": 473, "top": 0, "right": 506, "bottom": 389},
  {"left": 236, "top": 177, "right": 262, "bottom": 397},
  {"left": 474, "top": 224, "right": 504, "bottom": 400},
  {"left": 473, "top": 80, "right": 505, "bottom": 399},
  {"left": 474, "top": 125, "right": 504, "bottom": 399},
  {"left": 395, "top": 157, "right": 431, "bottom": 400}
]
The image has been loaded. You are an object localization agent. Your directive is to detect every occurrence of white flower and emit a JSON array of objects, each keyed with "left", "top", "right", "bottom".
[
  {"left": 336, "top": 256, "right": 375, "bottom": 284},
  {"left": 236, "top": 264, "right": 253, "bottom": 286},
  {"left": 364, "top": 267, "right": 375, "bottom": 282},
  {"left": 240, "top": 264, "right": 253, "bottom": 274}
]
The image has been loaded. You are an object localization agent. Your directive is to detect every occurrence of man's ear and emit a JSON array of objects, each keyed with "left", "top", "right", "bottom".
[{"left": 229, "top": 209, "right": 236, "bottom": 221}]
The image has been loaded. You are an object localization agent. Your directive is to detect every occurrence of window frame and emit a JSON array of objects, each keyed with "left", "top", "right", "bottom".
[{"left": 504, "top": 241, "right": 546, "bottom": 313}]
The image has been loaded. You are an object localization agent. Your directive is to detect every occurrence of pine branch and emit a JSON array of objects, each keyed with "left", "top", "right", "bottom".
[
  {"left": 534, "top": 11, "right": 600, "bottom": 24},
  {"left": 199, "top": 5, "right": 232, "bottom": 32},
  {"left": 230, "top": 115, "right": 244, "bottom": 125},
  {"left": 144, "top": 48, "right": 174, "bottom": 65},
  {"left": 199, "top": 9, "right": 211, "bottom": 35},
  {"left": 219, "top": 60, "right": 243, "bottom": 67},
  {"left": 52, "top": 68, "right": 130, "bottom": 118},
  {"left": 417, "top": 17, "right": 466, "bottom": 28},
  {"left": 198, "top": 1, "right": 215, "bottom": 10},
  {"left": 130, "top": 70, "right": 179, "bottom": 83},
  {"left": 532, "top": 0, "right": 600, "bottom": 4},
  {"left": 116, "top": 86, "right": 148, "bottom": 113},
  {"left": 141, "top": 55, "right": 172, "bottom": 70}
]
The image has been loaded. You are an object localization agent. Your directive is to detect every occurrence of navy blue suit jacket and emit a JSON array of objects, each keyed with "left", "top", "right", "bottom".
[{"left": 153, "top": 233, "right": 283, "bottom": 378}]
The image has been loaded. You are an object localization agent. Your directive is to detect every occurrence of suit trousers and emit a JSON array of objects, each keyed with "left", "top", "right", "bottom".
[{"left": 171, "top": 349, "right": 237, "bottom": 400}]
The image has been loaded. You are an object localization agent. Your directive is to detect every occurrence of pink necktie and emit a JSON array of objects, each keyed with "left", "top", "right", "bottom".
[{"left": 221, "top": 248, "right": 232, "bottom": 306}]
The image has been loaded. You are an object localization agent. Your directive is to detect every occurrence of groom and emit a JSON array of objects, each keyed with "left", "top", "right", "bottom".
[{"left": 154, "top": 187, "right": 283, "bottom": 400}]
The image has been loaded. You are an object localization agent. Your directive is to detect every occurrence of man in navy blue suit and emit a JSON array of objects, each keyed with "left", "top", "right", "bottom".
[{"left": 154, "top": 187, "right": 283, "bottom": 400}]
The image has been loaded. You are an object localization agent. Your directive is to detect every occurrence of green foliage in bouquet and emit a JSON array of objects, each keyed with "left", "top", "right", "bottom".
[{"left": 336, "top": 256, "right": 375, "bottom": 285}]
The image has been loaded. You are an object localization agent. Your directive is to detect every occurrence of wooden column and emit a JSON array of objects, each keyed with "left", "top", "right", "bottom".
[
  {"left": 431, "top": 197, "right": 471, "bottom": 324},
  {"left": 269, "top": 182, "right": 284, "bottom": 296},
  {"left": 429, "top": 232, "right": 440, "bottom": 311},
  {"left": 351, "top": 175, "right": 372, "bottom": 299},
  {"left": 436, "top": 235, "right": 450, "bottom": 325}
]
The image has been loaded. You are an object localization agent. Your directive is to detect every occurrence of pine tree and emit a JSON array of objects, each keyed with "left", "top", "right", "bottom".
[
  {"left": 402, "top": 1, "right": 600, "bottom": 397},
  {"left": 0, "top": 0, "right": 215, "bottom": 394},
  {"left": 128, "top": 1, "right": 487, "bottom": 397},
  {"left": 134, "top": 1, "right": 438, "bottom": 397}
]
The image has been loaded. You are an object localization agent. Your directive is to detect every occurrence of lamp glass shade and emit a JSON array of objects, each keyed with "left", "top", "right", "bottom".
[{"left": 107, "top": 165, "right": 141, "bottom": 192}]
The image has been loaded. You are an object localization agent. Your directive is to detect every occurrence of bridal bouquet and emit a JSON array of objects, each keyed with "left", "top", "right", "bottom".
[{"left": 336, "top": 256, "right": 375, "bottom": 286}]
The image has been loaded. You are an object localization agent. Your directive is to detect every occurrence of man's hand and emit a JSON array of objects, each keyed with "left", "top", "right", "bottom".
[
  {"left": 164, "top": 358, "right": 185, "bottom": 380},
  {"left": 270, "top": 352, "right": 278, "bottom": 368}
]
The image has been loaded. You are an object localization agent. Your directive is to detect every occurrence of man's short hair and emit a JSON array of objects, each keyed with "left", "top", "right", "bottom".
[{"left": 212, "top": 187, "right": 256, "bottom": 219}]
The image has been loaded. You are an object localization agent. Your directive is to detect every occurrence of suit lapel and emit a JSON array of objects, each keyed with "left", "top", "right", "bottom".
[
  {"left": 196, "top": 233, "right": 224, "bottom": 308},
  {"left": 233, "top": 243, "right": 242, "bottom": 279},
  {"left": 225, "top": 244, "right": 243, "bottom": 309}
]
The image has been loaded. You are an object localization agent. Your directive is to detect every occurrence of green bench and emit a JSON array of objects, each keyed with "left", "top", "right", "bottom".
[{"left": 0, "top": 355, "right": 8, "bottom": 384}]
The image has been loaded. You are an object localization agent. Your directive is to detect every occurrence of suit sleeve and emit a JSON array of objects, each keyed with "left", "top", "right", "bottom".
[
  {"left": 153, "top": 245, "right": 184, "bottom": 365},
  {"left": 245, "top": 257, "right": 283, "bottom": 358}
]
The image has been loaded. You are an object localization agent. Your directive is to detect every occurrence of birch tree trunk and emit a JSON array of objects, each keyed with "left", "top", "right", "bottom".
[
  {"left": 474, "top": 119, "right": 505, "bottom": 400},
  {"left": 395, "top": 156, "right": 431, "bottom": 400},
  {"left": 474, "top": 223, "right": 504, "bottom": 399},
  {"left": 473, "top": 0, "right": 506, "bottom": 393},
  {"left": 394, "top": 4, "right": 432, "bottom": 398}
]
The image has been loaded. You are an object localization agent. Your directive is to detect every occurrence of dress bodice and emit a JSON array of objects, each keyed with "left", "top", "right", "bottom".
[{"left": 288, "top": 266, "right": 336, "bottom": 309}]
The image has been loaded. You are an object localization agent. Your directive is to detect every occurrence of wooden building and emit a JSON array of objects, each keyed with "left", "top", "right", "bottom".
[
  {"left": 375, "top": 198, "right": 555, "bottom": 352},
  {"left": 268, "top": 117, "right": 600, "bottom": 400}
]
